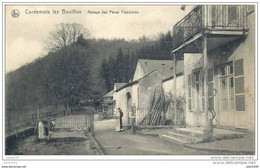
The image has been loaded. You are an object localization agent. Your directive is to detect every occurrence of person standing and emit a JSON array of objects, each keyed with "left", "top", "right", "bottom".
[
  {"left": 114, "top": 108, "right": 121, "bottom": 132},
  {"left": 35, "top": 119, "right": 55, "bottom": 142},
  {"left": 119, "top": 108, "right": 123, "bottom": 131}
]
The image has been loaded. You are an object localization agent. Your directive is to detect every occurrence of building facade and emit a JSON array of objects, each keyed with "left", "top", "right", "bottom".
[
  {"left": 172, "top": 5, "right": 255, "bottom": 132},
  {"left": 113, "top": 59, "right": 175, "bottom": 126}
]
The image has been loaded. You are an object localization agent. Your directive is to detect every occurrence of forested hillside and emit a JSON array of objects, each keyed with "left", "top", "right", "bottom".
[
  {"left": 6, "top": 28, "right": 174, "bottom": 111},
  {"left": 100, "top": 31, "right": 174, "bottom": 92}
]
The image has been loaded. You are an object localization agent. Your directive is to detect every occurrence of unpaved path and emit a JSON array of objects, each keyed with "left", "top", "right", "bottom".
[
  {"left": 16, "top": 127, "right": 99, "bottom": 155},
  {"left": 94, "top": 119, "right": 212, "bottom": 155}
]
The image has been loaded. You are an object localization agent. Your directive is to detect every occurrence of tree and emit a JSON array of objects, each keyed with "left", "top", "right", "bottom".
[
  {"left": 48, "top": 44, "right": 93, "bottom": 114},
  {"left": 46, "top": 23, "right": 90, "bottom": 51},
  {"left": 116, "top": 48, "right": 124, "bottom": 82},
  {"left": 100, "top": 58, "right": 110, "bottom": 92},
  {"left": 123, "top": 53, "right": 130, "bottom": 83}
]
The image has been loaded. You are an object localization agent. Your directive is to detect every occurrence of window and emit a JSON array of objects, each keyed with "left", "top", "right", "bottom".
[
  {"left": 219, "top": 62, "right": 235, "bottom": 112},
  {"left": 188, "top": 68, "right": 217, "bottom": 112},
  {"left": 188, "top": 70, "right": 205, "bottom": 112}
]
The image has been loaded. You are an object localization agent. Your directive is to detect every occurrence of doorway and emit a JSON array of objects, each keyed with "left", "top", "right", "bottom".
[
  {"left": 218, "top": 62, "right": 235, "bottom": 127},
  {"left": 126, "top": 92, "right": 132, "bottom": 125}
]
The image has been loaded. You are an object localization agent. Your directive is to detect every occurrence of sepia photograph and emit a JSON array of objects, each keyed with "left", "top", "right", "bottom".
[{"left": 1, "top": 2, "right": 258, "bottom": 167}]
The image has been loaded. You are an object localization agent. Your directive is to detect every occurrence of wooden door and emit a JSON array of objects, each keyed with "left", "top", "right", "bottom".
[{"left": 218, "top": 62, "right": 235, "bottom": 127}]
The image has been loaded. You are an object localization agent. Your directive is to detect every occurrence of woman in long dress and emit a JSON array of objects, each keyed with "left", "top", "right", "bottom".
[
  {"left": 35, "top": 120, "right": 54, "bottom": 142},
  {"left": 115, "top": 108, "right": 121, "bottom": 132}
]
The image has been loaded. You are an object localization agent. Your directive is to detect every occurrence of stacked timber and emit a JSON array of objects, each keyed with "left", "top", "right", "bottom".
[{"left": 140, "top": 89, "right": 171, "bottom": 126}]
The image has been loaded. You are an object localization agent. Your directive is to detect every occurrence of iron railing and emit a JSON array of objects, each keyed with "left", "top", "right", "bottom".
[{"left": 173, "top": 5, "right": 248, "bottom": 50}]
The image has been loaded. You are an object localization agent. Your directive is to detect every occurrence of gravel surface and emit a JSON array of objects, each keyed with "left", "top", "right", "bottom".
[
  {"left": 94, "top": 119, "right": 212, "bottom": 155},
  {"left": 15, "top": 127, "right": 99, "bottom": 155}
]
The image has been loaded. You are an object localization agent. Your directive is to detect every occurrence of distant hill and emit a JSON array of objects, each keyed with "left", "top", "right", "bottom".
[
  {"left": 6, "top": 30, "right": 175, "bottom": 109},
  {"left": 5, "top": 37, "right": 158, "bottom": 109},
  {"left": 86, "top": 38, "right": 157, "bottom": 94}
]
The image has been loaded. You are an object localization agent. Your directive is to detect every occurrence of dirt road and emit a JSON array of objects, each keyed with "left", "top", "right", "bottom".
[
  {"left": 15, "top": 127, "right": 99, "bottom": 155},
  {"left": 94, "top": 118, "right": 212, "bottom": 155}
]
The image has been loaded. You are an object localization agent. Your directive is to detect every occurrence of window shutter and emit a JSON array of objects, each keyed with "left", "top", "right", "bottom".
[
  {"left": 234, "top": 59, "right": 244, "bottom": 76},
  {"left": 235, "top": 77, "right": 244, "bottom": 93},
  {"left": 235, "top": 95, "right": 245, "bottom": 111},
  {"left": 234, "top": 59, "right": 245, "bottom": 111}
]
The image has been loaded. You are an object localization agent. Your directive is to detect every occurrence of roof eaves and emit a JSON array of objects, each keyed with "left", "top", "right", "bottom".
[
  {"left": 115, "top": 70, "right": 157, "bottom": 93},
  {"left": 162, "top": 76, "right": 174, "bottom": 82}
]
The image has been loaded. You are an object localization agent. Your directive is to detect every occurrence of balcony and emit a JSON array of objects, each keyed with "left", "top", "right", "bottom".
[{"left": 172, "top": 5, "right": 248, "bottom": 52}]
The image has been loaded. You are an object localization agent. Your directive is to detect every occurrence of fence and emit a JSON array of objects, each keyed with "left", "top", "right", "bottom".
[{"left": 5, "top": 106, "right": 95, "bottom": 137}]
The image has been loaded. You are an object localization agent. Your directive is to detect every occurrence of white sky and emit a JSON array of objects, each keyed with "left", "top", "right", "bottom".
[{"left": 5, "top": 5, "right": 194, "bottom": 72}]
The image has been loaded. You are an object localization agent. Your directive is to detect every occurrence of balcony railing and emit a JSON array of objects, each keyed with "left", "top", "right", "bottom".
[{"left": 172, "top": 5, "right": 248, "bottom": 50}]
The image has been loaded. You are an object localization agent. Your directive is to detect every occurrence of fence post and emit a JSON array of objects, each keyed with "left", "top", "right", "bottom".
[
  {"left": 37, "top": 107, "right": 40, "bottom": 122},
  {"left": 86, "top": 109, "right": 88, "bottom": 129},
  {"left": 90, "top": 110, "right": 94, "bottom": 136}
]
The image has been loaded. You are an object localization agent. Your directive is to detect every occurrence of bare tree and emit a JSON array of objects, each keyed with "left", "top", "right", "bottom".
[{"left": 46, "top": 23, "right": 90, "bottom": 51}]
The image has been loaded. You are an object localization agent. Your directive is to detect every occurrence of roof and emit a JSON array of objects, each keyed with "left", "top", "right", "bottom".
[
  {"left": 115, "top": 70, "right": 157, "bottom": 93},
  {"left": 162, "top": 60, "right": 184, "bottom": 82},
  {"left": 114, "top": 83, "right": 127, "bottom": 90},
  {"left": 162, "top": 72, "right": 184, "bottom": 83},
  {"left": 115, "top": 59, "right": 184, "bottom": 93},
  {"left": 138, "top": 59, "right": 173, "bottom": 79},
  {"left": 103, "top": 90, "right": 113, "bottom": 98},
  {"left": 81, "top": 90, "right": 102, "bottom": 100},
  {"left": 162, "top": 76, "right": 174, "bottom": 83},
  {"left": 138, "top": 59, "right": 184, "bottom": 79}
]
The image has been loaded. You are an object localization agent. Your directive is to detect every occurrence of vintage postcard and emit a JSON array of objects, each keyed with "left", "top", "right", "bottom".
[{"left": 1, "top": 2, "right": 258, "bottom": 168}]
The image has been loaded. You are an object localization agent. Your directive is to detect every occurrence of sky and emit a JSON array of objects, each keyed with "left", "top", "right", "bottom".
[{"left": 5, "top": 5, "right": 194, "bottom": 72}]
